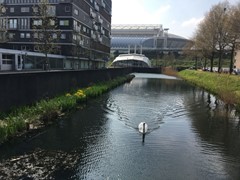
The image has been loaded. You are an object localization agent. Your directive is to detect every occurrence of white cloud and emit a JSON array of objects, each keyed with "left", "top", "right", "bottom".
[
  {"left": 111, "top": 0, "right": 206, "bottom": 38},
  {"left": 169, "top": 17, "right": 204, "bottom": 38},
  {"left": 111, "top": 0, "right": 171, "bottom": 24},
  {"left": 181, "top": 17, "right": 204, "bottom": 28},
  {"left": 150, "top": 5, "right": 171, "bottom": 23}
]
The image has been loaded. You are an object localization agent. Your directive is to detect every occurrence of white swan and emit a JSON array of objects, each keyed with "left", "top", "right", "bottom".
[{"left": 138, "top": 122, "right": 148, "bottom": 134}]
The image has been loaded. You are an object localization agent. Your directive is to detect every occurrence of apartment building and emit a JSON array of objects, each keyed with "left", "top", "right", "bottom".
[{"left": 0, "top": 0, "right": 112, "bottom": 70}]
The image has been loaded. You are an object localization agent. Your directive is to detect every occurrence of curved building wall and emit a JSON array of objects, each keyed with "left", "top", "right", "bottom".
[{"left": 112, "top": 54, "right": 151, "bottom": 68}]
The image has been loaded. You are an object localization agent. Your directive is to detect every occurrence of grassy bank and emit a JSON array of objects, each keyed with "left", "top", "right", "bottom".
[
  {"left": 0, "top": 75, "right": 134, "bottom": 144},
  {"left": 178, "top": 70, "right": 240, "bottom": 107}
]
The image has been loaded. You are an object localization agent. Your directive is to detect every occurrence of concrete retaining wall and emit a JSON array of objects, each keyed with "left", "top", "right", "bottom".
[{"left": 0, "top": 68, "right": 132, "bottom": 112}]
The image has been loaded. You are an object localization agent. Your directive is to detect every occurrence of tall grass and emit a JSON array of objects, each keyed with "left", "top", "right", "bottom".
[
  {"left": 0, "top": 75, "right": 134, "bottom": 144},
  {"left": 178, "top": 70, "right": 240, "bottom": 107},
  {"left": 162, "top": 67, "right": 178, "bottom": 77}
]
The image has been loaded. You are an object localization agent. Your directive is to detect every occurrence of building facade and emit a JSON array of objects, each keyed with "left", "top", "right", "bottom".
[
  {"left": 0, "top": 0, "right": 112, "bottom": 70},
  {"left": 111, "top": 24, "right": 189, "bottom": 59},
  {"left": 234, "top": 50, "right": 240, "bottom": 70}
]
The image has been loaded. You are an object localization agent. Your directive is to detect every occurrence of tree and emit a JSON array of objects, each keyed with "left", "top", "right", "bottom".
[
  {"left": 206, "top": 2, "right": 230, "bottom": 73},
  {"left": 193, "top": 1, "right": 231, "bottom": 72},
  {"left": 162, "top": 52, "right": 175, "bottom": 68},
  {"left": 193, "top": 18, "right": 217, "bottom": 72},
  {"left": 213, "top": 2, "right": 230, "bottom": 73},
  {"left": 0, "top": 4, "right": 8, "bottom": 43},
  {"left": 32, "top": 0, "right": 60, "bottom": 70}
]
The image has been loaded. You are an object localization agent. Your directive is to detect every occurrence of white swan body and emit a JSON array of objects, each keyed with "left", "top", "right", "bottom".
[{"left": 138, "top": 122, "right": 148, "bottom": 134}]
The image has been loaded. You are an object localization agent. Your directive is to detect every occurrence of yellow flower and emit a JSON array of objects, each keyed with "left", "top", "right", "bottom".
[
  {"left": 0, "top": 120, "right": 7, "bottom": 127},
  {"left": 74, "top": 91, "right": 86, "bottom": 98},
  {"left": 66, "top": 93, "right": 71, "bottom": 97},
  {"left": 77, "top": 89, "right": 84, "bottom": 94}
]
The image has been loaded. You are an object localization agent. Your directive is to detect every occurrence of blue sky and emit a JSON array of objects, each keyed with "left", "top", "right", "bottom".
[{"left": 111, "top": 0, "right": 239, "bottom": 39}]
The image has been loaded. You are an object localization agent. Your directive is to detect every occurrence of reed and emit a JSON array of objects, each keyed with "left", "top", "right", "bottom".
[
  {"left": 162, "top": 67, "right": 178, "bottom": 77},
  {"left": 0, "top": 75, "right": 134, "bottom": 144}
]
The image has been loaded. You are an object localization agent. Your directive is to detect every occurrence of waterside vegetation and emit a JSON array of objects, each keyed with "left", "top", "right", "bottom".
[
  {"left": 0, "top": 75, "right": 134, "bottom": 144},
  {"left": 178, "top": 70, "right": 240, "bottom": 109}
]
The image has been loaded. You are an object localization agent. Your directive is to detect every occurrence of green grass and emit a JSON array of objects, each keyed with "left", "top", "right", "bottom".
[
  {"left": 178, "top": 70, "right": 240, "bottom": 107},
  {"left": 0, "top": 75, "right": 134, "bottom": 144}
]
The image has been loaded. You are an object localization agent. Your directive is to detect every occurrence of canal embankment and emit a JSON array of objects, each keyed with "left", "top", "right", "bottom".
[
  {"left": 0, "top": 68, "right": 133, "bottom": 112},
  {"left": 178, "top": 70, "right": 240, "bottom": 109},
  {"left": 0, "top": 67, "right": 161, "bottom": 113},
  {"left": 0, "top": 74, "right": 134, "bottom": 145},
  {"left": 1, "top": 73, "right": 239, "bottom": 179}
]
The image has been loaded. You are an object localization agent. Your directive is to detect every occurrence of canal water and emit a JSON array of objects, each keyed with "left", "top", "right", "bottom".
[{"left": 0, "top": 73, "right": 240, "bottom": 180}]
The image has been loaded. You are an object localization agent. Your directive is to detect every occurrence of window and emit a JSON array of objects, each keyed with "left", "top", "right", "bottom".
[
  {"left": 47, "top": 19, "right": 55, "bottom": 26},
  {"left": 10, "top": 7, "right": 14, "bottom": 13},
  {"left": 0, "top": 18, "right": 7, "bottom": 29},
  {"left": 47, "top": 6, "right": 56, "bottom": 16},
  {"left": 65, "top": 6, "right": 70, "bottom": 12},
  {"left": 61, "top": 33, "right": 66, "bottom": 39},
  {"left": 33, "top": 7, "right": 38, "bottom": 13},
  {"left": 20, "top": 33, "right": 25, "bottom": 38},
  {"left": 9, "top": 19, "right": 17, "bottom": 29},
  {"left": 33, "top": 19, "right": 42, "bottom": 26},
  {"left": 34, "top": 46, "right": 39, "bottom": 51},
  {"left": 21, "top": 7, "right": 30, "bottom": 12},
  {"left": 33, "top": 32, "right": 38, "bottom": 38},
  {"left": 52, "top": 33, "right": 57, "bottom": 39},
  {"left": 60, "top": 20, "right": 69, "bottom": 26},
  {"left": 0, "top": 32, "right": 6, "bottom": 42},
  {"left": 74, "top": 9, "right": 79, "bottom": 15},
  {"left": 26, "top": 33, "right": 30, "bottom": 38},
  {"left": 73, "top": 34, "right": 76, "bottom": 40},
  {"left": 20, "top": 18, "right": 29, "bottom": 29},
  {"left": 74, "top": 20, "right": 81, "bottom": 32},
  {"left": 9, "top": 33, "right": 15, "bottom": 39},
  {"left": 39, "top": 33, "right": 43, "bottom": 39},
  {"left": 21, "top": 46, "right": 26, "bottom": 50}
]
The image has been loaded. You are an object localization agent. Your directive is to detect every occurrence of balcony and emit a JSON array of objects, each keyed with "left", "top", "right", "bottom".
[
  {"left": 92, "top": 34, "right": 96, "bottom": 39},
  {"left": 59, "top": 0, "right": 72, "bottom": 3},
  {"left": 93, "top": 24, "right": 98, "bottom": 31},
  {"left": 101, "top": 0, "right": 106, "bottom": 8},
  {"left": 79, "top": 40, "right": 84, "bottom": 46},
  {"left": 94, "top": 2, "right": 100, "bottom": 12},
  {"left": 100, "top": 27, "right": 104, "bottom": 35},
  {"left": 98, "top": 15, "right": 103, "bottom": 24},
  {"left": 97, "top": 34, "right": 103, "bottom": 43},
  {"left": 90, "top": 9, "right": 97, "bottom": 19}
]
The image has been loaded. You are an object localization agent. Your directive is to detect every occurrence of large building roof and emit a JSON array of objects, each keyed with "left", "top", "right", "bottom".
[
  {"left": 112, "top": 24, "right": 163, "bottom": 30},
  {"left": 111, "top": 24, "right": 189, "bottom": 53},
  {"left": 112, "top": 24, "right": 163, "bottom": 37}
]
